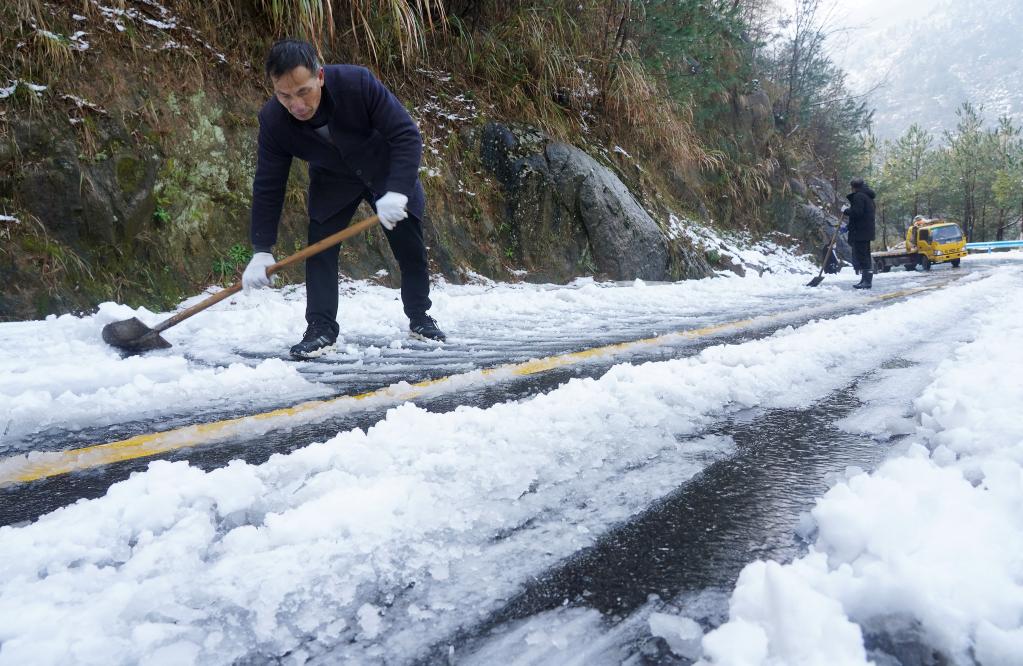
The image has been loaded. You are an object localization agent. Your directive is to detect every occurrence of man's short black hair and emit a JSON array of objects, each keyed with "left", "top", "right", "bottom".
[
  {"left": 850, "top": 177, "right": 865, "bottom": 189},
  {"left": 265, "top": 39, "right": 320, "bottom": 79}
]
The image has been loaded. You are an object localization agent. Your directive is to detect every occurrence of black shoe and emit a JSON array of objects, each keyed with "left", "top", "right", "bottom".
[
  {"left": 853, "top": 271, "right": 873, "bottom": 289},
  {"left": 289, "top": 325, "right": 337, "bottom": 359},
  {"left": 409, "top": 314, "right": 446, "bottom": 342}
]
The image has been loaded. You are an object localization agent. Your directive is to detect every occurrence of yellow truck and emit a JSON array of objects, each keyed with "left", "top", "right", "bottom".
[{"left": 872, "top": 218, "right": 967, "bottom": 272}]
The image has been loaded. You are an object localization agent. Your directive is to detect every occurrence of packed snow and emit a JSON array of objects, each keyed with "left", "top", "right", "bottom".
[
  {"left": 425, "top": 255, "right": 1023, "bottom": 665},
  {"left": 0, "top": 252, "right": 1021, "bottom": 664},
  {"left": 696, "top": 262, "right": 1023, "bottom": 666},
  {"left": 0, "top": 244, "right": 834, "bottom": 450}
]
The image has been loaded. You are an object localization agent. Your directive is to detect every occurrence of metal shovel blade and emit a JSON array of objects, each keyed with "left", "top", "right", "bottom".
[
  {"left": 99, "top": 216, "right": 382, "bottom": 354},
  {"left": 807, "top": 226, "right": 841, "bottom": 287},
  {"left": 101, "top": 317, "right": 172, "bottom": 352}
]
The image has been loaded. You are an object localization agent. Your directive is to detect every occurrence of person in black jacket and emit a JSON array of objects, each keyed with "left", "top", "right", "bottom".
[
  {"left": 241, "top": 39, "right": 445, "bottom": 358},
  {"left": 842, "top": 177, "right": 876, "bottom": 289}
]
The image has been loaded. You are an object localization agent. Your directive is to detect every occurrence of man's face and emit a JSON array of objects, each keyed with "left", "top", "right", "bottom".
[{"left": 272, "top": 66, "right": 323, "bottom": 121}]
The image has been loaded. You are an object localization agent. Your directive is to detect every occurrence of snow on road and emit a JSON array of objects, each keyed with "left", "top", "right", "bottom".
[
  {"left": 1, "top": 246, "right": 826, "bottom": 450},
  {"left": 695, "top": 263, "right": 1023, "bottom": 666},
  {"left": 0, "top": 254, "right": 1020, "bottom": 664}
]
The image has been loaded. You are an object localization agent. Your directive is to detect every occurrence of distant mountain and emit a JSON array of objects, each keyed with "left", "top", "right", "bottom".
[{"left": 833, "top": 0, "right": 1023, "bottom": 139}]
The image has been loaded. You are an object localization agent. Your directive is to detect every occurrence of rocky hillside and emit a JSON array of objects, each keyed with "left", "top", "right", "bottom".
[{"left": 0, "top": 1, "right": 844, "bottom": 321}]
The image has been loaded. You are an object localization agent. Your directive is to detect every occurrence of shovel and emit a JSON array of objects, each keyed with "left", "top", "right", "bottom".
[
  {"left": 807, "top": 225, "right": 842, "bottom": 287},
  {"left": 102, "top": 214, "right": 381, "bottom": 352}
]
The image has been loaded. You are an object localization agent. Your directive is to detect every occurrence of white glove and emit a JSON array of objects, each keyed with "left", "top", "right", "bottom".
[
  {"left": 375, "top": 191, "right": 408, "bottom": 230},
  {"left": 841, "top": 204, "right": 850, "bottom": 213},
  {"left": 242, "top": 252, "right": 276, "bottom": 292}
]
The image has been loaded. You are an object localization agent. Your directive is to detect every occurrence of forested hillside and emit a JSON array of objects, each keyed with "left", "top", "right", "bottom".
[
  {"left": 842, "top": 0, "right": 1023, "bottom": 141},
  {"left": 1, "top": 0, "right": 869, "bottom": 319},
  {"left": 873, "top": 105, "right": 1023, "bottom": 246}
]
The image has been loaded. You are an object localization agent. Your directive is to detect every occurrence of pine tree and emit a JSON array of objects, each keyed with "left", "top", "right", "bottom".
[{"left": 944, "top": 103, "right": 986, "bottom": 240}]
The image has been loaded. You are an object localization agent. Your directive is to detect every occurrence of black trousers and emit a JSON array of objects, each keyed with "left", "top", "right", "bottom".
[
  {"left": 850, "top": 240, "right": 873, "bottom": 273},
  {"left": 306, "top": 194, "right": 432, "bottom": 336}
]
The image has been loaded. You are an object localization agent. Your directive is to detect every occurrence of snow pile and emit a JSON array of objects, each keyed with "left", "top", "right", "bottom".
[
  {"left": 666, "top": 214, "right": 813, "bottom": 276},
  {"left": 463, "top": 607, "right": 609, "bottom": 665},
  {"left": 0, "top": 262, "right": 867, "bottom": 452},
  {"left": 0, "top": 264, "right": 1015, "bottom": 663},
  {"left": 649, "top": 613, "right": 703, "bottom": 660},
  {"left": 0, "top": 301, "right": 330, "bottom": 446},
  {"left": 463, "top": 604, "right": 706, "bottom": 665},
  {"left": 698, "top": 267, "right": 1023, "bottom": 665}
]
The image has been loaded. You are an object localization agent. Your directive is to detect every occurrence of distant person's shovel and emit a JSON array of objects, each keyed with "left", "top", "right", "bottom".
[
  {"left": 807, "top": 225, "right": 842, "bottom": 287},
  {"left": 102, "top": 215, "right": 381, "bottom": 353}
]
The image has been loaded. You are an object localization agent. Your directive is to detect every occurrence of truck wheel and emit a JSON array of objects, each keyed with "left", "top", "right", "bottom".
[
  {"left": 951, "top": 259, "right": 961, "bottom": 268},
  {"left": 921, "top": 257, "right": 932, "bottom": 271},
  {"left": 882, "top": 265, "right": 892, "bottom": 273},
  {"left": 904, "top": 264, "right": 915, "bottom": 271}
]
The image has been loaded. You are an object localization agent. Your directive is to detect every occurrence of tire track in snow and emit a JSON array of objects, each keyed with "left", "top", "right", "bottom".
[
  {"left": 0, "top": 282, "right": 947, "bottom": 526},
  {"left": 319, "top": 270, "right": 1017, "bottom": 664},
  {"left": 0, "top": 268, "right": 1013, "bottom": 665}
]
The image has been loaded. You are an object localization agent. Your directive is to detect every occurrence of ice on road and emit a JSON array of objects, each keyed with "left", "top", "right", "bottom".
[{"left": 0, "top": 252, "right": 1021, "bottom": 665}]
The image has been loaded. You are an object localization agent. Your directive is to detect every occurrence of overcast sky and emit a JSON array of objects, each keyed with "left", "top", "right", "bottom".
[
  {"left": 779, "top": 0, "right": 942, "bottom": 27},
  {"left": 777, "top": 0, "right": 1022, "bottom": 137},
  {"left": 780, "top": 0, "right": 945, "bottom": 86},
  {"left": 777, "top": 0, "right": 943, "bottom": 45}
]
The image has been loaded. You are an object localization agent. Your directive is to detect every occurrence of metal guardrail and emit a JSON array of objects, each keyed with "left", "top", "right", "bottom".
[{"left": 965, "top": 240, "right": 1023, "bottom": 251}]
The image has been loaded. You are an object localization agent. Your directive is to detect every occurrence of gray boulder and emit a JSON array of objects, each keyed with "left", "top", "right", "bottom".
[
  {"left": 547, "top": 142, "right": 669, "bottom": 280},
  {"left": 807, "top": 176, "right": 839, "bottom": 207},
  {"left": 788, "top": 177, "right": 808, "bottom": 198},
  {"left": 479, "top": 122, "right": 670, "bottom": 281},
  {"left": 11, "top": 118, "right": 159, "bottom": 252},
  {"left": 795, "top": 202, "right": 851, "bottom": 262}
]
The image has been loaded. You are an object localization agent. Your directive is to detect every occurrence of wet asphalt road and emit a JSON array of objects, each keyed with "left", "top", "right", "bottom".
[
  {"left": 0, "top": 281, "right": 925, "bottom": 527},
  {"left": 427, "top": 381, "right": 897, "bottom": 664},
  {"left": 3, "top": 262, "right": 1003, "bottom": 664}
]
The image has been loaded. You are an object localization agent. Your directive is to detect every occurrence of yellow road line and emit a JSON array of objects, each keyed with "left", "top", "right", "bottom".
[{"left": 0, "top": 284, "right": 942, "bottom": 487}]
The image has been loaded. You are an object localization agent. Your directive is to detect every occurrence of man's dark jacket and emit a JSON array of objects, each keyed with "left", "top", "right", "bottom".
[
  {"left": 844, "top": 186, "right": 876, "bottom": 242},
  {"left": 250, "top": 65, "right": 425, "bottom": 249}
]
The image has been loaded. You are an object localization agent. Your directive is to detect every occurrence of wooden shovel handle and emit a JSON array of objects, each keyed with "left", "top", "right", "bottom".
[
  {"left": 154, "top": 215, "right": 380, "bottom": 333},
  {"left": 266, "top": 214, "right": 380, "bottom": 276},
  {"left": 813, "top": 225, "right": 841, "bottom": 280}
]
